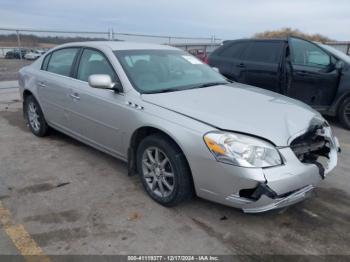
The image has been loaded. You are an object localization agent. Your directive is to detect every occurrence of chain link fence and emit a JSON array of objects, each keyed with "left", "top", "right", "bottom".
[{"left": 0, "top": 28, "right": 222, "bottom": 59}]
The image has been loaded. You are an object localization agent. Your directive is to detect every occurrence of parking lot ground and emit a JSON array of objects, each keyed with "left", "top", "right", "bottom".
[
  {"left": 0, "top": 59, "right": 32, "bottom": 81},
  {"left": 0, "top": 87, "right": 350, "bottom": 257},
  {"left": 0, "top": 227, "right": 20, "bottom": 255}
]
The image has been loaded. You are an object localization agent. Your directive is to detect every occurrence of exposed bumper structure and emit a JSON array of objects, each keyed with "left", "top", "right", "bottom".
[
  {"left": 242, "top": 185, "right": 314, "bottom": 213},
  {"left": 238, "top": 125, "right": 339, "bottom": 213},
  {"left": 196, "top": 124, "right": 340, "bottom": 213}
]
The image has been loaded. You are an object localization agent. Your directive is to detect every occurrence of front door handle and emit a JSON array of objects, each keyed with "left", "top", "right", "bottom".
[
  {"left": 70, "top": 93, "right": 80, "bottom": 101},
  {"left": 237, "top": 63, "right": 245, "bottom": 68},
  {"left": 38, "top": 82, "right": 46, "bottom": 88}
]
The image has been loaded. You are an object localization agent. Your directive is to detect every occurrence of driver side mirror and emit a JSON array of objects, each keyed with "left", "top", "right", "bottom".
[{"left": 88, "top": 74, "right": 122, "bottom": 93}]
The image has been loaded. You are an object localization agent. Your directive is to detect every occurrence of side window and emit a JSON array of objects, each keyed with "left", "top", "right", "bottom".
[
  {"left": 242, "top": 42, "right": 282, "bottom": 63},
  {"left": 47, "top": 48, "right": 79, "bottom": 77},
  {"left": 219, "top": 42, "right": 247, "bottom": 59},
  {"left": 41, "top": 53, "right": 51, "bottom": 70},
  {"left": 290, "top": 38, "right": 331, "bottom": 68},
  {"left": 77, "top": 49, "right": 117, "bottom": 82}
]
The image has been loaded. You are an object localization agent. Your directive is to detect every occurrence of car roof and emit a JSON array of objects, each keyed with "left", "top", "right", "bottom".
[
  {"left": 56, "top": 41, "right": 179, "bottom": 51},
  {"left": 223, "top": 38, "right": 287, "bottom": 45}
]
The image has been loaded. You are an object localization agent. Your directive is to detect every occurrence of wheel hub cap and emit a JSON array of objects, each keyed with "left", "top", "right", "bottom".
[{"left": 154, "top": 167, "right": 161, "bottom": 177}]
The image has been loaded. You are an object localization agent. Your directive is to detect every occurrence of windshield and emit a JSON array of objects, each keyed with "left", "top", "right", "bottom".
[
  {"left": 319, "top": 43, "right": 350, "bottom": 64},
  {"left": 114, "top": 49, "right": 227, "bottom": 93}
]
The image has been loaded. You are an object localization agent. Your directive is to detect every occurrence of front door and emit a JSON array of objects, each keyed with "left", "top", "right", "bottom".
[
  {"left": 287, "top": 37, "right": 339, "bottom": 106},
  {"left": 66, "top": 48, "right": 126, "bottom": 157}
]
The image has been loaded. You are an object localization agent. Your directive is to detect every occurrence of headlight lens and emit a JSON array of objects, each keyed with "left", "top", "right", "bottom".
[{"left": 204, "top": 131, "right": 282, "bottom": 168}]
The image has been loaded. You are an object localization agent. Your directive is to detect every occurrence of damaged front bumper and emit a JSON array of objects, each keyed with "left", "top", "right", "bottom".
[
  {"left": 242, "top": 185, "right": 315, "bottom": 213},
  {"left": 227, "top": 126, "right": 340, "bottom": 213}
]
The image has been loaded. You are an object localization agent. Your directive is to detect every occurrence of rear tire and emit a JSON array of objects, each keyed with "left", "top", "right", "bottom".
[
  {"left": 338, "top": 97, "right": 350, "bottom": 130},
  {"left": 136, "top": 134, "right": 193, "bottom": 207},
  {"left": 24, "top": 95, "right": 50, "bottom": 137}
]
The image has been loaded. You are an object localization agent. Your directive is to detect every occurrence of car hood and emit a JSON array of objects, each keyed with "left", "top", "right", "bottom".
[{"left": 141, "top": 83, "right": 323, "bottom": 146}]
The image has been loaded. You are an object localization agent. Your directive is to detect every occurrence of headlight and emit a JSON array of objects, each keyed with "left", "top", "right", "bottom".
[{"left": 204, "top": 131, "right": 282, "bottom": 168}]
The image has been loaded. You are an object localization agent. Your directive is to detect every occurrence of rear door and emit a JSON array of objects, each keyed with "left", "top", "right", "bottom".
[
  {"left": 37, "top": 47, "right": 80, "bottom": 129},
  {"left": 287, "top": 37, "right": 339, "bottom": 106},
  {"left": 208, "top": 41, "right": 248, "bottom": 80},
  {"left": 238, "top": 41, "right": 284, "bottom": 93}
]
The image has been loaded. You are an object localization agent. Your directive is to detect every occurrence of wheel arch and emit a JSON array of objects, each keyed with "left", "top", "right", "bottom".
[
  {"left": 23, "top": 89, "right": 34, "bottom": 100},
  {"left": 22, "top": 89, "right": 35, "bottom": 116},
  {"left": 22, "top": 89, "right": 48, "bottom": 122},
  {"left": 333, "top": 90, "right": 350, "bottom": 129},
  {"left": 127, "top": 126, "right": 193, "bottom": 181},
  {"left": 330, "top": 90, "right": 350, "bottom": 116}
]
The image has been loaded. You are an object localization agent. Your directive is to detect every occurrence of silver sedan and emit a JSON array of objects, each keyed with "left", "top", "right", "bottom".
[{"left": 18, "top": 41, "right": 340, "bottom": 213}]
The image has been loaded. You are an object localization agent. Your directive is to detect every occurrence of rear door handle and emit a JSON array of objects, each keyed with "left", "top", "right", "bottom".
[
  {"left": 70, "top": 93, "right": 80, "bottom": 101},
  {"left": 237, "top": 63, "right": 245, "bottom": 68}
]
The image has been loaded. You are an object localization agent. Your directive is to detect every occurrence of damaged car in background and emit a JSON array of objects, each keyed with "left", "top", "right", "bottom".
[
  {"left": 208, "top": 37, "right": 350, "bottom": 130},
  {"left": 18, "top": 41, "right": 340, "bottom": 213}
]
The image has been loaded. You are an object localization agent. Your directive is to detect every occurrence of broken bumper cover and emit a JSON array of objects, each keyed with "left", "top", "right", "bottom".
[
  {"left": 194, "top": 124, "right": 339, "bottom": 213},
  {"left": 242, "top": 185, "right": 314, "bottom": 213},
  {"left": 225, "top": 132, "right": 339, "bottom": 213}
]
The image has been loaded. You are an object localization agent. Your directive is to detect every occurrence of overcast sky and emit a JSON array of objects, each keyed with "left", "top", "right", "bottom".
[{"left": 1, "top": 0, "right": 349, "bottom": 40}]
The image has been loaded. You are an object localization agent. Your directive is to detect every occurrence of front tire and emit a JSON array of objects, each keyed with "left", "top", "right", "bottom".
[
  {"left": 24, "top": 95, "right": 50, "bottom": 137},
  {"left": 338, "top": 97, "right": 350, "bottom": 130},
  {"left": 136, "top": 134, "right": 193, "bottom": 207}
]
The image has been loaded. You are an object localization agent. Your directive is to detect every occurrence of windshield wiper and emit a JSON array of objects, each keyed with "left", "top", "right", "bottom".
[
  {"left": 145, "top": 88, "right": 183, "bottom": 94},
  {"left": 144, "top": 82, "right": 228, "bottom": 94},
  {"left": 189, "top": 81, "right": 228, "bottom": 90}
]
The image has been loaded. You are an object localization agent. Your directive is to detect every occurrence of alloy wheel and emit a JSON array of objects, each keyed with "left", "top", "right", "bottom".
[
  {"left": 27, "top": 101, "right": 41, "bottom": 132},
  {"left": 142, "top": 147, "right": 175, "bottom": 198}
]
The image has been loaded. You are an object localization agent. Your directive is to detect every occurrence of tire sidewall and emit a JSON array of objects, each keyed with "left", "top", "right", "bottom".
[
  {"left": 24, "top": 95, "right": 48, "bottom": 136},
  {"left": 339, "top": 98, "right": 350, "bottom": 130},
  {"left": 136, "top": 135, "right": 185, "bottom": 206}
]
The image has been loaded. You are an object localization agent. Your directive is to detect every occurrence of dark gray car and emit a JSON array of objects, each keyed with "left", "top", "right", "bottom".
[{"left": 208, "top": 37, "right": 350, "bottom": 129}]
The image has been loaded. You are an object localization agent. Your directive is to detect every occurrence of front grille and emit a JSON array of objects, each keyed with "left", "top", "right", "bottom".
[
  {"left": 291, "top": 136, "right": 327, "bottom": 161},
  {"left": 290, "top": 123, "right": 331, "bottom": 178}
]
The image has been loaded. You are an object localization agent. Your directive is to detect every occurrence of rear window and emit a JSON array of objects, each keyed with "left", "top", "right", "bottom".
[
  {"left": 46, "top": 48, "right": 79, "bottom": 77},
  {"left": 242, "top": 41, "right": 282, "bottom": 63}
]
